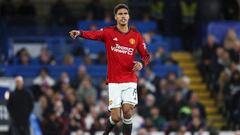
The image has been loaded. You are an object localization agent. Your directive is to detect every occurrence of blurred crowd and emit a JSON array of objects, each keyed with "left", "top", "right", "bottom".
[
  {"left": 5, "top": 36, "right": 209, "bottom": 134},
  {"left": 27, "top": 65, "right": 208, "bottom": 135},
  {"left": 198, "top": 29, "right": 240, "bottom": 130}
]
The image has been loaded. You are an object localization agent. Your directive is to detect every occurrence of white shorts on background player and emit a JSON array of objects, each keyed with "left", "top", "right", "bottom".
[{"left": 108, "top": 82, "right": 138, "bottom": 110}]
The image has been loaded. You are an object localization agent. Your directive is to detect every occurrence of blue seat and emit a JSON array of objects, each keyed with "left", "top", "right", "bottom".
[
  {"left": 47, "top": 65, "right": 77, "bottom": 78},
  {"left": 86, "top": 65, "right": 107, "bottom": 78},
  {"left": 152, "top": 65, "right": 181, "bottom": 77},
  {"left": 5, "top": 66, "right": 40, "bottom": 77},
  {"left": 3, "top": 65, "right": 78, "bottom": 78},
  {"left": 132, "top": 21, "right": 158, "bottom": 33},
  {"left": 82, "top": 40, "right": 105, "bottom": 54},
  {"left": 86, "top": 65, "right": 107, "bottom": 72},
  {"left": 97, "top": 20, "right": 114, "bottom": 29},
  {"left": 47, "top": 37, "right": 66, "bottom": 58},
  {"left": 74, "top": 57, "right": 83, "bottom": 65},
  {"left": 78, "top": 20, "right": 98, "bottom": 30}
]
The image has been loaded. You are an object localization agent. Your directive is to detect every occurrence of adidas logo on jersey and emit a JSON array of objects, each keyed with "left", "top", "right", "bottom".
[{"left": 113, "top": 37, "right": 118, "bottom": 41}]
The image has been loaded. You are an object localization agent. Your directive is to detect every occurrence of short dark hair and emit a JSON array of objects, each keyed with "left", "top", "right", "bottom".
[{"left": 113, "top": 3, "right": 129, "bottom": 15}]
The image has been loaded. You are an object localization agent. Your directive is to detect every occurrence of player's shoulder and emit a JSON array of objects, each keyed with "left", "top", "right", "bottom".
[
  {"left": 102, "top": 26, "right": 115, "bottom": 31},
  {"left": 129, "top": 26, "right": 141, "bottom": 34}
]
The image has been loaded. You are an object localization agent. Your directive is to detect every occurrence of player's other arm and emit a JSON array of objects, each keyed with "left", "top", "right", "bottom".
[
  {"left": 132, "top": 34, "right": 150, "bottom": 71},
  {"left": 136, "top": 34, "right": 150, "bottom": 67},
  {"left": 69, "top": 29, "right": 105, "bottom": 41}
]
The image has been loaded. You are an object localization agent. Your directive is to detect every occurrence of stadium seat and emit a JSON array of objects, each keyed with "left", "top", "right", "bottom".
[
  {"left": 78, "top": 20, "right": 98, "bottom": 30},
  {"left": 82, "top": 40, "right": 105, "bottom": 54},
  {"left": 152, "top": 65, "right": 181, "bottom": 77},
  {"left": 97, "top": 20, "right": 114, "bottom": 29}
]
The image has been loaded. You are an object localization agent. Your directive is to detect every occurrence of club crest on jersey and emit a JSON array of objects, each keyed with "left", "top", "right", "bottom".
[{"left": 129, "top": 38, "right": 135, "bottom": 45}]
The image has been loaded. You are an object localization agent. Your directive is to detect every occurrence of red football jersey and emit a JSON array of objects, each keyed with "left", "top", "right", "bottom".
[{"left": 80, "top": 26, "right": 150, "bottom": 83}]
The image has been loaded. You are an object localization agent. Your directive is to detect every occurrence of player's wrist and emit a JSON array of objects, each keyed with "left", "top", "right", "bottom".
[
  {"left": 77, "top": 30, "right": 82, "bottom": 37},
  {"left": 140, "top": 61, "right": 144, "bottom": 68}
]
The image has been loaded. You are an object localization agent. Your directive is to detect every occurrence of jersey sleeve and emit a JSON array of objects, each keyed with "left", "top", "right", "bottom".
[
  {"left": 80, "top": 28, "right": 105, "bottom": 41},
  {"left": 137, "top": 33, "right": 150, "bottom": 67}
]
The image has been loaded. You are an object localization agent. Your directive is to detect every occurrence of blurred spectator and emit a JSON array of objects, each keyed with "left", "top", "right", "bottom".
[
  {"left": 96, "top": 51, "right": 107, "bottom": 64},
  {"left": 84, "top": 106, "right": 99, "bottom": 131},
  {"left": 63, "top": 88, "right": 78, "bottom": 114},
  {"left": 16, "top": 47, "right": 31, "bottom": 65},
  {"left": 71, "top": 65, "right": 88, "bottom": 89},
  {"left": 154, "top": 78, "right": 173, "bottom": 109},
  {"left": 224, "top": 70, "right": 240, "bottom": 115},
  {"left": 201, "top": 35, "right": 218, "bottom": 62},
  {"left": 86, "top": 0, "right": 105, "bottom": 19},
  {"left": 137, "top": 84, "right": 149, "bottom": 105},
  {"left": 144, "top": 68, "right": 156, "bottom": 83},
  {"left": 177, "top": 76, "right": 192, "bottom": 100},
  {"left": 153, "top": 47, "right": 169, "bottom": 64},
  {"left": 148, "top": 106, "right": 166, "bottom": 131},
  {"left": 33, "top": 95, "right": 49, "bottom": 121},
  {"left": 224, "top": 29, "right": 240, "bottom": 50},
  {"left": 218, "top": 62, "right": 240, "bottom": 95},
  {"left": 76, "top": 76, "right": 97, "bottom": 104},
  {"left": 221, "top": 0, "right": 240, "bottom": 20},
  {"left": 199, "top": 35, "right": 218, "bottom": 83},
  {"left": 7, "top": 76, "right": 34, "bottom": 135},
  {"left": 142, "top": 69, "right": 156, "bottom": 92},
  {"left": 166, "top": 72, "right": 178, "bottom": 93},
  {"left": 50, "top": 0, "right": 72, "bottom": 26},
  {"left": 63, "top": 53, "right": 74, "bottom": 65},
  {"left": 188, "top": 92, "right": 206, "bottom": 119},
  {"left": 72, "top": 44, "right": 85, "bottom": 57},
  {"left": 164, "top": 91, "right": 185, "bottom": 121},
  {"left": 137, "top": 128, "right": 148, "bottom": 135},
  {"left": 229, "top": 43, "right": 240, "bottom": 63},
  {"left": 68, "top": 105, "right": 86, "bottom": 134},
  {"left": 84, "top": 54, "right": 93, "bottom": 65},
  {"left": 33, "top": 67, "right": 55, "bottom": 87},
  {"left": 132, "top": 109, "right": 145, "bottom": 132},
  {"left": 41, "top": 109, "right": 64, "bottom": 135},
  {"left": 210, "top": 48, "right": 231, "bottom": 92},
  {"left": 180, "top": 0, "right": 198, "bottom": 51},
  {"left": 55, "top": 72, "right": 71, "bottom": 91},
  {"left": 138, "top": 93, "right": 156, "bottom": 118},
  {"left": 187, "top": 107, "right": 206, "bottom": 132},
  {"left": 38, "top": 47, "right": 56, "bottom": 65}
]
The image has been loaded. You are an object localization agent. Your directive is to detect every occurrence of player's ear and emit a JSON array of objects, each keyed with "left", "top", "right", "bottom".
[{"left": 114, "top": 15, "right": 117, "bottom": 21}]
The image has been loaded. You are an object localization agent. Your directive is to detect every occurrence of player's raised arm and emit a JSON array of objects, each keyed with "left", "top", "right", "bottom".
[
  {"left": 69, "top": 29, "right": 105, "bottom": 41},
  {"left": 137, "top": 34, "right": 150, "bottom": 67}
]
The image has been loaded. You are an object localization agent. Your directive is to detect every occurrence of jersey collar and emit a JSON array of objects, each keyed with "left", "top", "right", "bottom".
[{"left": 115, "top": 25, "right": 131, "bottom": 34}]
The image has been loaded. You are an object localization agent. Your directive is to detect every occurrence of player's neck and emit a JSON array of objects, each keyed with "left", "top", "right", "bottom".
[{"left": 116, "top": 24, "right": 129, "bottom": 34}]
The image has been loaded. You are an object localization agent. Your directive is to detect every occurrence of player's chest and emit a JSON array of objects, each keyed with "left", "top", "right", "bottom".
[
  {"left": 106, "top": 33, "right": 138, "bottom": 56},
  {"left": 107, "top": 33, "right": 138, "bottom": 48}
]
